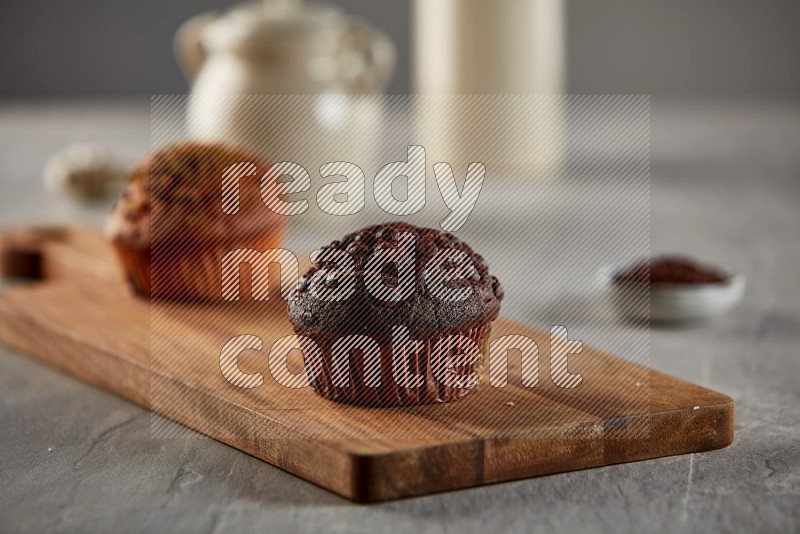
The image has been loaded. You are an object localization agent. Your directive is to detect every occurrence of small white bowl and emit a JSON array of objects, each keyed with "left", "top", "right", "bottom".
[{"left": 599, "top": 264, "right": 746, "bottom": 322}]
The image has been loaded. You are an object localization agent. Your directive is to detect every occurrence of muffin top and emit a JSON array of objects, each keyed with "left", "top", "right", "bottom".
[
  {"left": 289, "top": 223, "right": 503, "bottom": 337},
  {"left": 105, "top": 179, "right": 151, "bottom": 249},
  {"left": 106, "top": 141, "right": 279, "bottom": 246}
]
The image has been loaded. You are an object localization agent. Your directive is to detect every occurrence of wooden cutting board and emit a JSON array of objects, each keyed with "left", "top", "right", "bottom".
[{"left": 0, "top": 226, "right": 734, "bottom": 502}]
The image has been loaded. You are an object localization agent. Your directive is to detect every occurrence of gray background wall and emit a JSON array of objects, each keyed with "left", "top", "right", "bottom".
[{"left": 0, "top": 0, "right": 798, "bottom": 97}]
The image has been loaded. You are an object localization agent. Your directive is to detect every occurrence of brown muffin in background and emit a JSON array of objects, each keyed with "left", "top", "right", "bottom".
[
  {"left": 289, "top": 222, "right": 504, "bottom": 407},
  {"left": 106, "top": 178, "right": 152, "bottom": 295},
  {"left": 105, "top": 141, "right": 285, "bottom": 300}
]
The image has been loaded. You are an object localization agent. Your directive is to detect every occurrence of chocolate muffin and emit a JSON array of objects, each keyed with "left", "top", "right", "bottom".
[
  {"left": 289, "top": 222, "right": 503, "bottom": 406},
  {"left": 105, "top": 141, "right": 285, "bottom": 300}
]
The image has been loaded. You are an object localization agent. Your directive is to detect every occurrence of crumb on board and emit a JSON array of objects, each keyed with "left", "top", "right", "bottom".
[
  {"left": 505, "top": 401, "right": 515, "bottom": 407},
  {"left": 693, "top": 406, "right": 700, "bottom": 410}
]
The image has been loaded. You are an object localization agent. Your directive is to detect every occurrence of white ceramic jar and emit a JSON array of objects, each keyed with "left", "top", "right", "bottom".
[{"left": 175, "top": 0, "right": 395, "bottom": 165}]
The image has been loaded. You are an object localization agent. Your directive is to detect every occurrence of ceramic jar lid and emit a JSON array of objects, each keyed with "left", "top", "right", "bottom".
[{"left": 202, "top": 0, "right": 347, "bottom": 50}]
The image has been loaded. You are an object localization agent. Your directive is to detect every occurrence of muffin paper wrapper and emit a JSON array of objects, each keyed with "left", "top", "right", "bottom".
[
  {"left": 302, "top": 323, "right": 492, "bottom": 407},
  {"left": 113, "top": 229, "right": 284, "bottom": 301},
  {"left": 111, "top": 240, "right": 151, "bottom": 297}
]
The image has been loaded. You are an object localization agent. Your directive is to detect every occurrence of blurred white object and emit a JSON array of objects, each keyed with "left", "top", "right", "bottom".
[
  {"left": 176, "top": 0, "right": 394, "bottom": 95},
  {"left": 413, "top": 0, "right": 564, "bottom": 94},
  {"left": 412, "top": 0, "right": 566, "bottom": 174},
  {"left": 175, "top": 0, "right": 394, "bottom": 165},
  {"left": 43, "top": 143, "right": 125, "bottom": 202},
  {"left": 600, "top": 265, "right": 746, "bottom": 323}
]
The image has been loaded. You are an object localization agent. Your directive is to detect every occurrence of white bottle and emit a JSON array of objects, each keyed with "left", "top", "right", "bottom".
[{"left": 412, "top": 0, "right": 566, "bottom": 177}]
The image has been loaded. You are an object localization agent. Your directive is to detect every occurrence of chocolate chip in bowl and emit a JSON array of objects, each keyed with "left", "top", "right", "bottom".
[{"left": 605, "top": 255, "right": 745, "bottom": 322}]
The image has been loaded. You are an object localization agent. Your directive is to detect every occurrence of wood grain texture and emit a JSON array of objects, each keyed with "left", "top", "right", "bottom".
[{"left": 0, "top": 226, "right": 734, "bottom": 502}]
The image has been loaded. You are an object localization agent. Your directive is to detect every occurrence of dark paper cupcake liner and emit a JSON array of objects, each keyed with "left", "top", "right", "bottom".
[{"left": 302, "top": 323, "right": 492, "bottom": 407}]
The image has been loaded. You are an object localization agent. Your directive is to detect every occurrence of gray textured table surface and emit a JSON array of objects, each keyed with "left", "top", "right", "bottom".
[{"left": 0, "top": 99, "right": 798, "bottom": 533}]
